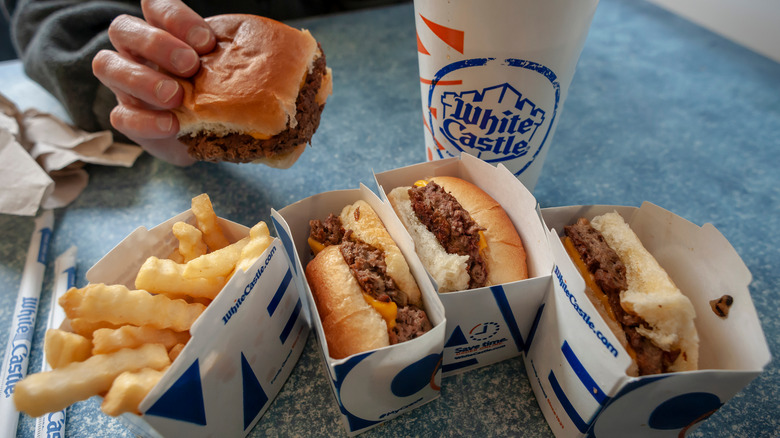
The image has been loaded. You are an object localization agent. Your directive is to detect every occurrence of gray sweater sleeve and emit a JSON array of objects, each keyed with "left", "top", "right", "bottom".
[{"left": 4, "top": 0, "right": 142, "bottom": 135}]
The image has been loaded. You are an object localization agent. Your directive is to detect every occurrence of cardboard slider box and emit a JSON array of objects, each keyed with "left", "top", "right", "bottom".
[
  {"left": 528, "top": 204, "right": 771, "bottom": 437},
  {"left": 374, "top": 154, "right": 555, "bottom": 376},
  {"left": 372, "top": 154, "right": 770, "bottom": 435},
  {"left": 81, "top": 209, "right": 309, "bottom": 438},
  {"left": 271, "top": 185, "right": 447, "bottom": 436}
]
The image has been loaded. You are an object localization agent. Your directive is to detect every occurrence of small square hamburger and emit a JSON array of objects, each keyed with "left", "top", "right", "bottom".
[{"left": 174, "top": 14, "right": 332, "bottom": 168}]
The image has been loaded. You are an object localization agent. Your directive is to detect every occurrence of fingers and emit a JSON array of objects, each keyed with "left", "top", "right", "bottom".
[
  {"left": 93, "top": 50, "right": 183, "bottom": 109},
  {"left": 92, "top": 0, "right": 212, "bottom": 167},
  {"left": 137, "top": 137, "right": 197, "bottom": 167},
  {"left": 138, "top": 137, "right": 197, "bottom": 167},
  {"left": 106, "top": 0, "right": 215, "bottom": 79},
  {"left": 108, "top": 15, "right": 201, "bottom": 77},
  {"left": 110, "top": 104, "right": 178, "bottom": 139},
  {"left": 141, "top": 0, "right": 216, "bottom": 54},
  {"left": 110, "top": 105, "right": 196, "bottom": 167}
]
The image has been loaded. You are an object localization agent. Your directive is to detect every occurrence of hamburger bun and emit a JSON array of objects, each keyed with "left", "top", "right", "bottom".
[
  {"left": 174, "top": 14, "right": 332, "bottom": 167},
  {"left": 592, "top": 212, "right": 699, "bottom": 372}
]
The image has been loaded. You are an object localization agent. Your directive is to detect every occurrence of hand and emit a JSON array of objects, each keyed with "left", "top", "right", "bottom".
[{"left": 92, "top": 0, "right": 216, "bottom": 166}]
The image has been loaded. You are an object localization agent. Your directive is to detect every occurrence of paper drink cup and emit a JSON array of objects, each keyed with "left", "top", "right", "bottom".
[{"left": 414, "top": 0, "right": 598, "bottom": 191}]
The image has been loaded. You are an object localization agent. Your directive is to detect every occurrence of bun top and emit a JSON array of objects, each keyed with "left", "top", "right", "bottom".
[
  {"left": 339, "top": 200, "right": 423, "bottom": 307},
  {"left": 174, "top": 14, "right": 319, "bottom": 137}
]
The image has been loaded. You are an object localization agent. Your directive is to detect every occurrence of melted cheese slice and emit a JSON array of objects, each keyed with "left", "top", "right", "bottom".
[
  {"left": 247, "top": 131, "right": 272, "bottom": 140},
  {"left": 362, "top": 293, "right": 397, "bottom": 330},
  {"left": 307, "top": 237, "right": 326, "bottom": 255}
]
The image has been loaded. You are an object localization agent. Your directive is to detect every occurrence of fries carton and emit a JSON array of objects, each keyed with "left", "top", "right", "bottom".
[
  {"left": 271, "top": 185, "right": 447, "bottom": 436},
  {"left": 84, "top": 210, "right": 309, "bottom": 438},
  {"left": 374, "top": 154, "right": 554, "bottom": 376},
  {"left": 524, "top": 203, "right": 771, "bottom": 437}
]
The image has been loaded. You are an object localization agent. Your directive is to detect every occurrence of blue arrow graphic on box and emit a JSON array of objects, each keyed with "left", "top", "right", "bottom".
[
  {"left": 242, "top": 352, "right": 269, "bottom": 430},
  {"left": 445, "top": 325, "right": 468, "bottom": 347},
  {"left": 146, "top": 360, "right": 207, "bottom": 425}
]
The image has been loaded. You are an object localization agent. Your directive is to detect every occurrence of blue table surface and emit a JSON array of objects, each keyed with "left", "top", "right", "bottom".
[{"left": 1, "top": 0, "right": 778, "bottom": 436}]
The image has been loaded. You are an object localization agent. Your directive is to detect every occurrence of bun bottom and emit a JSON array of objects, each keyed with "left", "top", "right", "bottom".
[
  {"left": 591, "top": 212, "right": 698, "bottom": 373},
  {"left": 251, "top": 143, "right": 307, "bottom": 169},
  {"left": 306, "top": 245, "right": 390, "bottom": 359}
]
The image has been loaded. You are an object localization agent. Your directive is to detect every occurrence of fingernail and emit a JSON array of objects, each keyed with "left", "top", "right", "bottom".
[
  {"left": 155, "top": 79, "right": 179, "bottom": 103},
  {"left": 171, "top": 48, "right": 198, "bottom": 73},
  {"left": 187, "top": 26, "right": 212, "bottom": 49},
  {"left": 156, "top": 112, "right": 174, "bottom": 132}
]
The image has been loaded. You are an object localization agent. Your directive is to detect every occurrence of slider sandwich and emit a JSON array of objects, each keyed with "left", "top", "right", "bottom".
[
  {"left": 563, "top": 212, "right": 699, "bottom": 376},
  {"left": 388, "top": 176, "right": 528, "bottom": 292},
  {"left": 306, "top": 200, "right": 432, "bottom": 359},
  {"left": 174, "top": 14, "right": 332, "bottom": 167}
]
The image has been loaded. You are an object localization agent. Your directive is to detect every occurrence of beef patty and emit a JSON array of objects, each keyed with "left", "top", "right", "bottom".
[{"left": 408, "top": 181, "right": 488, "bottom": 289}]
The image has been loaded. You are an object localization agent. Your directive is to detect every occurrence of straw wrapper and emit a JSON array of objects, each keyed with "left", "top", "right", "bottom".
[
  {"left": 34, "top": 246, "right": 77, "bottom": 438},
  {"left": 0, "top": 209, "right": 54, "bottom": 436}
]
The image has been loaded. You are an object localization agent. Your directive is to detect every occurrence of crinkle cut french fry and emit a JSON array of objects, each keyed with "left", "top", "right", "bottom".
[
  {"left": 235, "top": 222, "right": 274, "bottom": 273},
  {"left": 69, "top": 318, "right": 123, "bottom": 340},
  {"left": 135, "top": 257, "right": 226, "bottom": 300},
  {"left": 168, "top": 343, "right": 186, "bottom": 362},
  {"left": 184, "top": 296, "right": 213, "bottom": 306},
  {"left": 60, "top": 284, "right": 205, "bottom": 332},
  {"left": 167, "top": 248, "right": 186, "bottom": 263},
  {"left": 13, "top": 343, "right": 170, "bottom": 418},
  {"left": 181, "top": 236, "right": 249, "bottom": 279},
  {"left": 101, "top": 367, "right": 166, "bottom": 416},
  {"left": 191, "top": 193, "right": 230, "bottom": 251},
  {"left": 45, "top": 329, "right": 92, "bottom": 369},
  {"left": 172, "top": 221, "right": 207, "bottom": 262},
  {"left": 92, "top": 325, "right": 191, "bottom": 355}
]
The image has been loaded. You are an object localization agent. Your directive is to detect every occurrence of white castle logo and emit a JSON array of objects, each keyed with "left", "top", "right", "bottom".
[{"left": 438, "top": 83, "right": 546, "bottom": 159}]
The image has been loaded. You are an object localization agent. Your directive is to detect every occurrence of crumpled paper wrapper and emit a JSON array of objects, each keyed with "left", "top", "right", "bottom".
[{"left": 0, "top": 93, "right": 143, "bottom": 216}]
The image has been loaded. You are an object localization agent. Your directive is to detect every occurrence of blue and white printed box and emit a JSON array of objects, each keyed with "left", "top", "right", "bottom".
[
  {"left": 526, "top": 203, "right": 771, "bottom": 437},
  {"left": 271, "top": 185, "right": 447, "bottom": 436},
  {"left": 374, "top": 154, "right": 554, "bottom": 376},
  {"left": 83, "top": 210, "right": 308, "bottom": 438}
]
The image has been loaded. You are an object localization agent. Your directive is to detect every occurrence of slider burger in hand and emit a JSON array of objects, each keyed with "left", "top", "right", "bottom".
[
  {"left": 174, "top": 14, "right": 332, "bottom": 167},
  {"left": 387, "top": 177, "right": 528, "bottom": 292},
  {"left": 306, "top": 200, "right": 433, "bottom": 359},
  {"left": 562, "top": 212, "right": 699, "bottom": 376}
]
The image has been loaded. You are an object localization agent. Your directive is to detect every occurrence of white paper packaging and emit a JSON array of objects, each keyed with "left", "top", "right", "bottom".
[
  {"left": 524, "top": 203, "right": 771, "bottom": 437},
  {"left": 374, "top": 154, "right": 554, "bottom": 376},
  {"left": 271, "top": 185, "right": 446, "bottom": 436},
  {"left": 83, "top": 210, "right": 308, "bottom": 438},
  {"left": 34, "top": 245, "right": 77, "bottom": 438}
]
